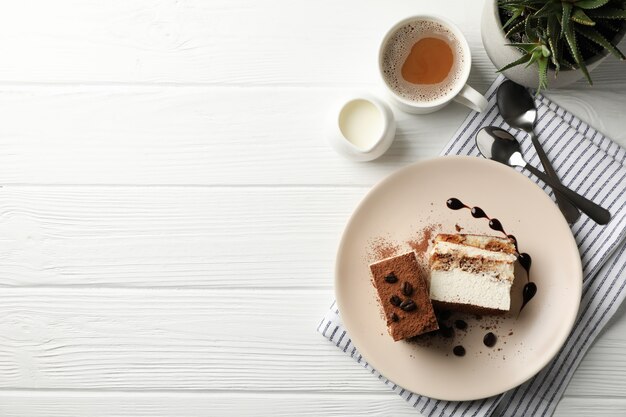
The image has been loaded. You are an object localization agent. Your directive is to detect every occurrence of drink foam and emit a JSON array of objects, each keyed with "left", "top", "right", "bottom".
[{"left": 381, "top": 19, "right": 465, "bottom": 103}]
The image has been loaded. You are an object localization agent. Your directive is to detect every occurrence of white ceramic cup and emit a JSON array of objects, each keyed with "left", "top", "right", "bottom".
[{"left": 378, "top": 15, "right": 488, "bottom": 114}]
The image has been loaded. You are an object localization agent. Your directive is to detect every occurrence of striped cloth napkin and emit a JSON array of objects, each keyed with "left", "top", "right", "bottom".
[{"left": 318, "top": 75, "right": 626, "bottom": 417}]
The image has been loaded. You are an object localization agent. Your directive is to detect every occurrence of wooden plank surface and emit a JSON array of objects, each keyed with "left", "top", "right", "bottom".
[
  {"left": 0, "top": 186, "right": 356, "bottom": 287},
  {"left": 0, "top": 0, "right": 493, "bottom": 86},
  {"left": 0, "top": 392, "right": 625, "bottom": 417},
  {"left": 0, "top": 0, "right": 623, "bottom": 89},
  {"left": 0, "top": 288, "right": 624, "bottom": 396},
  {"left": 0, "top": 86, "right": 624, "bottom": 186}
]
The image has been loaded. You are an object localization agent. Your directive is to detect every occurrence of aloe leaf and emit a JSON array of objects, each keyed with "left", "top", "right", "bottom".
[
  {"left": 557, "top": 47, "right": 564, "bottom": 74},
  {"left": 556, "top": 10, "right": 564, "bottom": 38},
  {"left": 497, "top": 53, "right": 534, "bottom": 72},
  {"left": 499, "top": 0, "right": 545, "bottom": 5},
  {"left": 547, "top": 16, "right": 561, "bottom": 72},
  {"left": 587, "top": 8, "right": 626, "bottom": 19},
  {"left": 575, "top": 0, "right": 611, "bottom": 9},
  {"left": 572, "top": 9, "right": 597, "bottom": 25},
  {"left": 538, "top": 57, "right": 549, "bottom": 93},
  {"left": 525, "top": 14, "right": 537, "bottom": 41},
  {"left": 506, "top": 42, "right": 541, "bottom": 47},
  {"left": 506, "top": 19, "right": 527, "bottom": 38},
  {"left": 525, "top": 49, "right": 542, "bottom": 67},
  {"left": 564, "top": 18, "right": 593, "bottom": 84},
  {"left": 575, "top": 24, "right": 626, "bottom": 59},
  {"left": 533, "top": 1, "right": 557, "bottom": 17},
  {"left": 546, "top": 14, "right": 558, "bottom": 38},
  {"left": 503, "top": 11, "right": 522, "bottom": 29},
  {"left": 562, "top": 2, "right": 573, "bottom": 37},
  {"left": 503, "top": 7, "right": 525, "bottom": 29},
  {"left": 537, "top": 17, "right": 548, "bottom": 39},
  {"left": 506, "top": 42, "right": 541, "bottom": 53},
  {"left": 548, "top": 39, "right": 561, "bottom": 74}
]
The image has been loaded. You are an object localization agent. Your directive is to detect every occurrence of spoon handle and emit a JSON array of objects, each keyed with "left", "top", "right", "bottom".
[
  {"left": 528, "top": 131, "right": 581, "bottom": 224},
  {"left": 524, "top": 164, "right": 611, "bottom": 225}
]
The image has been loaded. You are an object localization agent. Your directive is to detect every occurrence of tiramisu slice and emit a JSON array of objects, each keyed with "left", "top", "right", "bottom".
[
  {"left": 429, "top": 234, "right": 517, "bottom": 314},
  {"left": 370, "top": 251, "right": 439, "bottom": 341}
]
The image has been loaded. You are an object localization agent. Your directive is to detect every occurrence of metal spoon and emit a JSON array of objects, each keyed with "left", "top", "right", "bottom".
[
  {"left": 476, "top": 126, "right": 611, "bottom": 225},
  {"left": 497, "top": 80, "right": 581, "bottom": 223}
]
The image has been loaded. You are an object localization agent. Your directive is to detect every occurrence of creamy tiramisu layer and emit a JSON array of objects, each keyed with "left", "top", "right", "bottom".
[
  {"left": 430, "top": 269, "right": 512, "bottom": 311},
  {"left": 430, "top": 241, "right": 516, "bottom": 280},
  {"left": 431, "top": 239, "right": 516, "bottom": 264},
  {"left": 430, "top": 254, "right": 514, "bottom": 280},
  {"left": 434, "top": 234, "right": 516, "bottom": 254},
  {"left": 429, "top": 234, "right": 517, "bottom": 313}
]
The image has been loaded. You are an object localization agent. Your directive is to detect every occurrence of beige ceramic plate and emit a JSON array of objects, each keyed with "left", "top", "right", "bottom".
[{"left": 335, "top": 156, "right": 582, "bottom": 401}]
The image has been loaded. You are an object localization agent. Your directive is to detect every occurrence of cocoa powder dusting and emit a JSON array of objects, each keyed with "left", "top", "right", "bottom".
[
  {"left": 407, "top": 224, "right": 438, "bottom": 255},
  {"left": 370, "top": 252, "right": 439, "bottom": 340},
  {"left": 369, "top": 237, "right": 400, "bottom": 261}
]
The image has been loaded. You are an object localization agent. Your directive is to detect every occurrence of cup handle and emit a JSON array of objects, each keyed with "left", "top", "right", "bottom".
[{"left": 453, "top": 84, "right": 488, "bottom": 113}]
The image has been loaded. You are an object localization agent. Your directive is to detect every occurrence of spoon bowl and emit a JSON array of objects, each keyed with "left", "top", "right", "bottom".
[
  {"left": 476, "top": 126, "right": 526, "bottom": 167},
  {"left": 497, "top": 80, "right": 537, "bottom": 132},
  {"left": 476, "top": 126, "right": 611, "bottom": 225}
]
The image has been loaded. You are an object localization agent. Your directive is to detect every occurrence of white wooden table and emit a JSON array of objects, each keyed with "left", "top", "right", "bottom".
[{"left": 0, "top": 1, "right": 625, "bottom": 416}]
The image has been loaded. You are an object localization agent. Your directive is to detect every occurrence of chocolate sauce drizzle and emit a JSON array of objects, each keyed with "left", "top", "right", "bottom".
[{"left": 446, "top": 198, "right": 536, "bottom": 313}]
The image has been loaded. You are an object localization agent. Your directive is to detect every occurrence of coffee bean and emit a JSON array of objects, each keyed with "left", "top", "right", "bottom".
[
  {"left": 401, "top": 281, "right": 413, "bottom": 296},
  {"left": 453, "top": 345, "right": 466, "bottom": 357},
  {"left": 454, "top": 319, "right": 468, "bottom": 330},
  {"left": 399, "top": 299, "right": 416, "bottom": 311},
  {"left": 389, "top": 295, "right": 401, "bottom": 307},
  {"left": 483, "top": 332, "right": 497, "bottom": 347},
  {"left": 391, "top": 313, "right": 399, "bottom": 322},
  {"left": 384, "top": 273, "right": 398, "bottom": 283}
]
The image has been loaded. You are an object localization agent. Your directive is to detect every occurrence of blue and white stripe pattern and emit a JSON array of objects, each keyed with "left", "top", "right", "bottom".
[{"left": 318, "top": 75, "right": 626, "bottom": 417}]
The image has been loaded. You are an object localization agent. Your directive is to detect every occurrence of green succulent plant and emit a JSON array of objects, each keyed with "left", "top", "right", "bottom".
[{"left": 498, "top": 0, "right": 626, "bottom": 92}]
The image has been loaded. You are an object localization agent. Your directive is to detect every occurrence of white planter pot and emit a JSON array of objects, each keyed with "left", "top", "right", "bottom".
[{"left": 481, "top": 0, "right": 616, "bottom": 89}]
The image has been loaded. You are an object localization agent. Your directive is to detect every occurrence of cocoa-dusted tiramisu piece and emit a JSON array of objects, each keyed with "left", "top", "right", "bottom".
[
  {"left": 429, "top": 234, "right": 517, "bottom": 314},
  {"left": 370, "top": 251, "right": 439, "bottom": 341}
]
